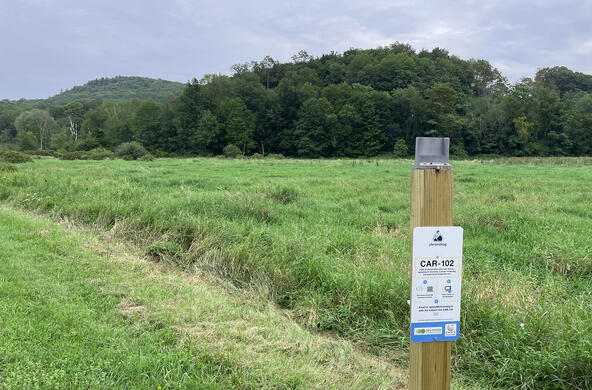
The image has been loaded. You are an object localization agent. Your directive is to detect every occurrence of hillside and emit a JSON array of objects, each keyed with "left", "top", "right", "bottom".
[
  {"left": 2, "top": 44, "right": 592, "bottom": 158},
  {"left": 46, "top": 76, "right": 185, "bottom": 105}
]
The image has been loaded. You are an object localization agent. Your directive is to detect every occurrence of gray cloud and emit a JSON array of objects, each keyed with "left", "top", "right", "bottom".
[{"left": 1, "top": 0, "right": 591, "bottom": 99}]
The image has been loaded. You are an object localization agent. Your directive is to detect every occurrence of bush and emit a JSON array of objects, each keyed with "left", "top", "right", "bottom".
[
  {"left": 23, "top": 150, "right": 57, "bottom": 157},
  {"left": 251, "top": 153, "right": 264, "bottom": 159},
  {"left": 59, "top": 151, "right": 90, "bottom": 160},
  {"left": 139, "top": 153, "right": 155, "bottom": 161},
  {"left": 223, "top": 144, "right": 241, "bottom": 158},
  {"left": 87, "top": 148, "right": 114, "bottom": 160},
  {"left": 115, "top": 142, "right": 148, "bottom": 160},
  {"left": 266, "top": 153, "right": 286, "bottom": 159},
  {"left": 393, "top": 139, "right": 409, "bottom": 158},
  {"left": 0, "top": 163, "right": 18, "bottom": 172},
  {"left": 0, "top": 151, "right": 33, "bottom": 163},
  {"left": 154, "top": 150, "right": 170, "bottom": 158},
  {"left": 451, "top": 142, "right": 469, "bottom": 159},
  {"left": 74, "top": 137, "right": 100, "bottom": 151}
]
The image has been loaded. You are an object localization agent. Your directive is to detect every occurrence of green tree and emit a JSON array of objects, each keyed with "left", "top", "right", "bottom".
[
  {"left": 220, "top": 98, "right": 255, "bottom": 155},
  {"left": 425, "top": 83, "right": 463, "bottom": 138},
  {"left": 468, "top": 59, "right": 507, "bottom": 97},
  {"left": 14, "top": 109, "right": 57, "bottom": 150},
  {"left": 223, "top": 144, "right": 241, "bottom": 158},
  {"left": 393, "top": 139, "right": 409, "bottom": 157},
  {"left": 532, "top": 86, "right": 563, "bottom": 153},
  {"left": 373, "top": 53, "right": 417, "bottom": 91},
  {"left": 322, "top": 83, "right": 353, "bottom": 112},
  {"left": 294, "top": 97, "right": 334, "bottom": 157},
  {"left": 350, "top": 100, "right": 383, "bottom": 157},
  {"left": 564, "top": 93, "right": 592, "bottom": 155},
  {"left": 391, "top": 86, "right": 428, "bottom": 142},
  {"left": 81, "top": 101, "right": 135, "bottom": 148},
  {"left": 16, "top": 131, "right": 38, "bottom": 151},
  {"left": 194, "top": 110, "right": 221, "bottom": 153},
  {"left": 63, "top": 101, "right": 85, "bottom": 142},
  {"left": 133, "top": 100, "right": 162, "bottom": 151},
  {"left": 335, "top": 104, "right": 360, "bottom": 157},
  {"left": 176, "top": 79, "right": 205, "bottom": 153},
  {"left": 277, "top": 69, "right": 320, "bottom": 126}
]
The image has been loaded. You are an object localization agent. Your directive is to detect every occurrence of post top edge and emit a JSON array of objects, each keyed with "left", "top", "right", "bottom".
[{"left": 414, "top": 137, "right": 450, "bottom": 167}]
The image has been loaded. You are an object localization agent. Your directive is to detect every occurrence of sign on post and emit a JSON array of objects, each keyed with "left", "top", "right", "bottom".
[{"left": 411, "top": 226, "right": 463, "bottom": 342}]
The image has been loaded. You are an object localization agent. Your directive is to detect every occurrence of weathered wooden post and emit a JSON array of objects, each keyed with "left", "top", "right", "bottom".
[{"left": 409, "top": 137, "right": 463, "bottom": 390}]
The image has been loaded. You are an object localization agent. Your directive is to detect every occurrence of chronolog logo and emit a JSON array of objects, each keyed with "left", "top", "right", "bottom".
[
  {"left": 432, "top": 230, "right": 443, "bottom": 242},
  {"left": 429, "top": 230, "right": 447, "bottom": 246}
]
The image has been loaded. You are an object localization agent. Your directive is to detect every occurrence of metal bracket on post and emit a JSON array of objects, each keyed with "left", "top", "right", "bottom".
[{"left": 412, "top": 137, "right": 451, "bottom": 170}]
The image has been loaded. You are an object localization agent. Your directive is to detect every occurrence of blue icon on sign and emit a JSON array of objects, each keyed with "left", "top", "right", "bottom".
[
  {"left": 423, "top": 280, "right": 427, "bottom": 284},
  {"left": 447, "top": 279, "right": 451, "bottom": 283},
  {"left": 434, "top": 299, "right": 438, "bottom": 303}
]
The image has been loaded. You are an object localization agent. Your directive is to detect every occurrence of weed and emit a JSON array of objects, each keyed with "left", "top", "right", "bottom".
[
  {"left": 269, "top": 186, "right": 299, "bottom": 204},
  {"left": 0, "top": 163, "right": 18, "bottom": 172}
]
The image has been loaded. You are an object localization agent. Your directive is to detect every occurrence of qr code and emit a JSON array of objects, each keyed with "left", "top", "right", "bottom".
[
  {"left": 445, "top": 323, "right": 457, "bottom": 337},
  {"left": 427, "top": 286, "right": 433, "bottom": 293}
]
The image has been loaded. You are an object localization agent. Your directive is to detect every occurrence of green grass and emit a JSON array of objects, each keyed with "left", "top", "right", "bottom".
[
  {"left": 0, "top": 206, "right": 410, "bottom": 389},
  {"left": 1, "top": 157, "right": 591, "bottom": 389}
]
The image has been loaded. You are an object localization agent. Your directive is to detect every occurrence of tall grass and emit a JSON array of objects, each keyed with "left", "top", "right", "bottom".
[{"left": 1, "top": 158, "right": 590, "bottom": 389}]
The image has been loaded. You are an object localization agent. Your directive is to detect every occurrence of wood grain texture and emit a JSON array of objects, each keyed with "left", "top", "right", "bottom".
[{"left": 409, "top": 168, "right": 453, "bottom": 390}]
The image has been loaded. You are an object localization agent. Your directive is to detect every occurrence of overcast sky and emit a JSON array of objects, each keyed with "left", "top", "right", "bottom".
[{"left": 2, "top": 0, "right": 591, "bottom": 100}]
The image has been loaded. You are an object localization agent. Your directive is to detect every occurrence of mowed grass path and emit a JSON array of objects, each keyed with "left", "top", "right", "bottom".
[
  {"left": 1, "top": 157, "right": 591, "bottom": 389},
  {"left": 0, "top": 206, "right": 408, "bottom": 389}
]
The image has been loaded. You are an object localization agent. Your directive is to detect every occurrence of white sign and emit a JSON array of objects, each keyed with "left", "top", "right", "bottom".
[{"left": 410, "top": 226, "right": 463, "bottom": 342}]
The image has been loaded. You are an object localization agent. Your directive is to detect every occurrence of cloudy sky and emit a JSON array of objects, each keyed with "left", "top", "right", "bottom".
[{"left": 2, "top": 0, "right": 591, "bottom": 100}]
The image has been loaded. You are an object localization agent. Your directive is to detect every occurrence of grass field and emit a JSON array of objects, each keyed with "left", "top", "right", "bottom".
[
  {"left": 0, "top": 207, "right": 409, "bottom": 389},
  {"left": 1, "top": 157, "right": 591, "bottom": 389}
]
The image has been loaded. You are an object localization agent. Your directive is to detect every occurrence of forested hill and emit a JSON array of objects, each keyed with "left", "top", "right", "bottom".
[
  {"left": 46, "top": 76, "right": 185, "bottom": 105},
  {"left": 2, "top": 43, "right": 592, "bottom": 157}
]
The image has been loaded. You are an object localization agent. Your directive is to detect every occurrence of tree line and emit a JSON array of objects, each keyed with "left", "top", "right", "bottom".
[{"left": 2, "top": 43, "right": 592, "bottom": 157}]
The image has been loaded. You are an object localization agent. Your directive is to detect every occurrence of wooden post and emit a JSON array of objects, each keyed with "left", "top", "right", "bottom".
[{"left": 409, "top": 138, "right": 453, "bottom": 390}]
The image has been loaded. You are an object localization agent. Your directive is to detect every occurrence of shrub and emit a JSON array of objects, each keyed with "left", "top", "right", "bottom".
[
  {"left": 115, "top": 142, "right": 148, "bottom": 160},
  {"left": 223, "top": 144, "right": 241, "bottom": 158},
  {"left": 75, "top": 137, "right": 100, "bottom": 151},
  {"left": 23, "top": 150, "right": 57, "bottom": 157},
  {"left": 139, "top": 153, "right": 155, "bottom": 161},
  {"left": 0, "top": 151, "right": 33, "bottom": 163},
  {"left": 0, "top": 163, "right": 18, "bottom": 172},
  {"left": 154, "top": 150, "right": 170, "bottom": 158},
  {"left": 59, "top": 151, "right": 89, "bottom": 160},
  {"left": 451, "top": 142, "right": 469, "bottom": 159},
  {"left": 266, "top": 153, "right": 286, "bottom": 159},
  {"left": 87, "top": 148, "right": 114, "bottom": 160},
  {"left": 251, "top": 153, "right": 264, "bottom": 159},
  {"left": 393, "top": 139, "right": 409, "bottom": 158}
]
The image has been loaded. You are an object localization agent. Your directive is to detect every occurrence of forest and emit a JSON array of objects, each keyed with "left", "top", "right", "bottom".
[{"left": 1, "top": 43, "right": 592, "bottom": 157}]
